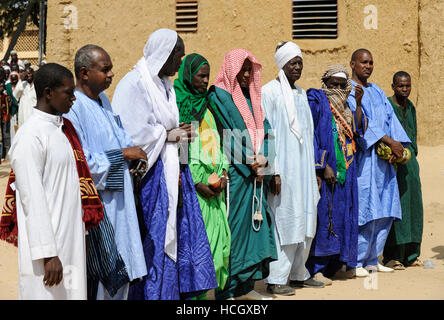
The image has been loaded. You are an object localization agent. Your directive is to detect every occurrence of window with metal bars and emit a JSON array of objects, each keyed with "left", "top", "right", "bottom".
[
  {"left": 292, "top": 0, "right": 338, "bottom": 39},
  {"left": 176, "top": 0, "right": 198, "bottom": 33},
  {"left": 15, "top": 30, "right": 39, "bottom": 52}
]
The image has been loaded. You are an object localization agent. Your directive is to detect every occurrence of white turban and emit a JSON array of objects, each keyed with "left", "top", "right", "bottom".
[
  {"left": 274, "top": 42, "right": 303, "bottom": 69},
  {"left": 274, "top": 42, "right": 304, "bottom": 143}
]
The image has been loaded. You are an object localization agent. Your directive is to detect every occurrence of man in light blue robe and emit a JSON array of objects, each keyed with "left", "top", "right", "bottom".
[
  {"left": 262, "top": 42, "right": 321, "bottom": 295},
  {"left": 346, "top": 49, "right": 411, "bottom": 276},
  {"left": 65, "top": 45, "right": 147, "bottom": 299}
]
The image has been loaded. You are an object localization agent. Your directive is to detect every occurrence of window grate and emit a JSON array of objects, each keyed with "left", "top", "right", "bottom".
[
  {"left": 292, "top": 0, "right": 338, "bottom": 39},
  {"left": 15, "top": 30, "right": 39, "bottom": 52},
  {"left": 176, "top": 0, "right": 198, "bottom": 33}
]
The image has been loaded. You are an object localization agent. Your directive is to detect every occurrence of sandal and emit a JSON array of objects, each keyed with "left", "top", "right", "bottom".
[
  {"left": 409, "top": 258, "right": 424, "bottom": 267},
  {"left": 385, "top": 260, "right": 405, "bottom": 270}
]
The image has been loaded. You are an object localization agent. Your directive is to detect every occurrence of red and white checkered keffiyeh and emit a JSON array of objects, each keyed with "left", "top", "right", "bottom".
[{"left": 213, "top": 49, "right": 265, "bottom": 154}]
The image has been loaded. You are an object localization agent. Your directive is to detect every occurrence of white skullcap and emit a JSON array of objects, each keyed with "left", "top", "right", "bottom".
[
  {"left": 274, "top": 42, "right": 303, "bottom": 70},
  {"left": 331, "top": 72, "right": 347, "bottom": 79}
]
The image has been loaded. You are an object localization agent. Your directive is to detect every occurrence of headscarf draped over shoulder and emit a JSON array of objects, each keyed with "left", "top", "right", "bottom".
[
  {"left": 133, "top": 28, "right": 180, "bottom": 262},
  {"left": 213, "top": 49, "right": 264, "bottom": 154},
  {"left": 174, "top": 53, "right": 210, "bottom": 123}
]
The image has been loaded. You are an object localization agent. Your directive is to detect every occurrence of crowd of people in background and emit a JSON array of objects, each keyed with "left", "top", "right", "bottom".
[
  {"left": 0, "top": 28, "right": 424, "bottom": 300},
  {"left": 0, "top": 50, "right": 46, "bottom": 160}
]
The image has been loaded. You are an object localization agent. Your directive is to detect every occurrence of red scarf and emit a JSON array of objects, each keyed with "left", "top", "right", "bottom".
[
  {"left": 0, "top": 117, "right": 104, "bottom": 246},
  {"left": 213, "top": 49, "right": 265, "bottom": 154}
]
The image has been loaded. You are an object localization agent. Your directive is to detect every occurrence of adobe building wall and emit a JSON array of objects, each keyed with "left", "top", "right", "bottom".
[
  {"left": 46, "top": 0, "right": 442, "bottom": 144},
  {"left": 416, "top": 0, "right": 444, "bottom": 145}
]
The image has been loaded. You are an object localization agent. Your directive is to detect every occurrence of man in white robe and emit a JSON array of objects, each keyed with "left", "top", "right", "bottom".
[
  {"left": 18, "top": 67, "right": 36, "bottom": 127},
  {"left": 9, "top": 71, "right": 24, "bottom": 144},
  {"left": 8, "top": 50, "right": 25, "bottom": 70},
  {"left": 111, "top": 29, "right": 217, "bottom": 300},
  {"left": 262, "top": 42, "right": 322, "bottom": 295},
  {"left": 112, "top": 29, "right": 191, "bottom": 268},
  {"left": 10, "top": 63, "right": 87, "bottom": 299}
]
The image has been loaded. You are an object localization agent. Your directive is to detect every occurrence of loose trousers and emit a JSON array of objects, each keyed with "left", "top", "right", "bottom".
[{"left": 357, "top": 217, "right": 393, "bottom": 268}]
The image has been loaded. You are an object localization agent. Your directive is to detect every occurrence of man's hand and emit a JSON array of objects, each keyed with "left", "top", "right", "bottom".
[
  {"left": 167, "top": 122, "right": 197, "bottom": 143},
  {"left": 381, "top": 136, "right": 404, "bottom": 160},
  {"left": 219, "top": 170, "right": 228, "bottom": 191},
  {"left": 248, "top": 154, "right": 268, "bottom": 178},
  {"left": 196, "top": 182, "right": 219, "bottom": 199},
  {"left": 324, "top": 164, "right": 337, "bottom": 185},
  {"left": 316, "top": 176, "right": 322, "bottom": 190},
  {"left": 355, "top": 84, "right": 364, "bottom": 106},
  {"left": 388, "top": 140, "right": 404, "bottom": 159},
  {"left": 129, "top": 159, "right": 148, "bottom": 178},
  {"left": 212, "top": 170, "right": 228, "bottom": 193},
  {"left": 122, "top": 146, "right": 147, "bottom": 161},
  {"left": 270, "top": 175, "right": 282, "bottom": 195},
  {"left": 43, "top": 256, "right": 63, "bottom": 287}
]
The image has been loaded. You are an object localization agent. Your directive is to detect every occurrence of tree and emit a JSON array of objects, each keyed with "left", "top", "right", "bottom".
[{"left": 0, "top": 0, "right": 42, "bottom": 60}]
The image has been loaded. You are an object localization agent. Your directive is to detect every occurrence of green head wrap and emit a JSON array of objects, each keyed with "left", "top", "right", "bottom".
[{"left": 174, "top": 53, "right": 210, "bottom": 123}]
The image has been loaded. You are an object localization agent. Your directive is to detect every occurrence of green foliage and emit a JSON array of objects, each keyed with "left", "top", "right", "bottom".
[{"left": 0, "top": 0, "right": 40, "bottom": 39}]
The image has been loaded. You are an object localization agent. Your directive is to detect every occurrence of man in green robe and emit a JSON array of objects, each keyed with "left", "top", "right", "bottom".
[
  {"left": 383, "top": 71, "right": 424, "bottom": 269},
  {"left": 174, "top": 53, "right": 231, "bottom": 299},
  {"left": 208, "top": 49, "right": 277, "bottom": 300}
]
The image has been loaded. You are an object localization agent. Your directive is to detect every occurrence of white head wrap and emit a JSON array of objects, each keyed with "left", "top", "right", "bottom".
[
  {"left": 331, "top": 72, "right": 347, "bottom": 79},
  {"left": 142, "top": 28, "right": 178, "bottom": 77},
  {"left": 274, "top": 42, "right": 303, "bottom": 69},
  {"left": 134, "top": 28, "right": 180, "bottom": 262},
  {"left": 274, "top": 42, "right": 304, "bottom": 143}
]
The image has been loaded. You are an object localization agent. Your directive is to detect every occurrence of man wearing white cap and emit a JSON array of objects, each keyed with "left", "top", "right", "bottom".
[
  {"left": 8, "top": 50, "right": 25, "bottom": 70},
  {"left": 262, "top": 41, "right": 322, "bottom": 295}
]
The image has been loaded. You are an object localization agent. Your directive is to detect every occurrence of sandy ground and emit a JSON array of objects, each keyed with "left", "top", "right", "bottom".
[{"left": 1, "top": 145, "right": 443, "bottom": 300}]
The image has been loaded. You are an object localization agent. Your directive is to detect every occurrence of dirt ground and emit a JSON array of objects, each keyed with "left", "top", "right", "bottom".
[{"left": 1, "top": 145, "right": 443, "bottom": 300}]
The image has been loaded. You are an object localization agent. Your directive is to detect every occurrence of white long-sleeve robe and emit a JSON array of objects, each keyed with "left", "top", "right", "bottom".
[
  {"left": 112, "top": 68, "right": 180, "bottom": 262},
  {"left": 18, "top": 82, "right": 36, "bottom": 127},
  {"left": 10, "top": 108, "right": 87, "bottom": 300},
  {"left": 261, "top": 79, "right": 320, "bottom": 246}
]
